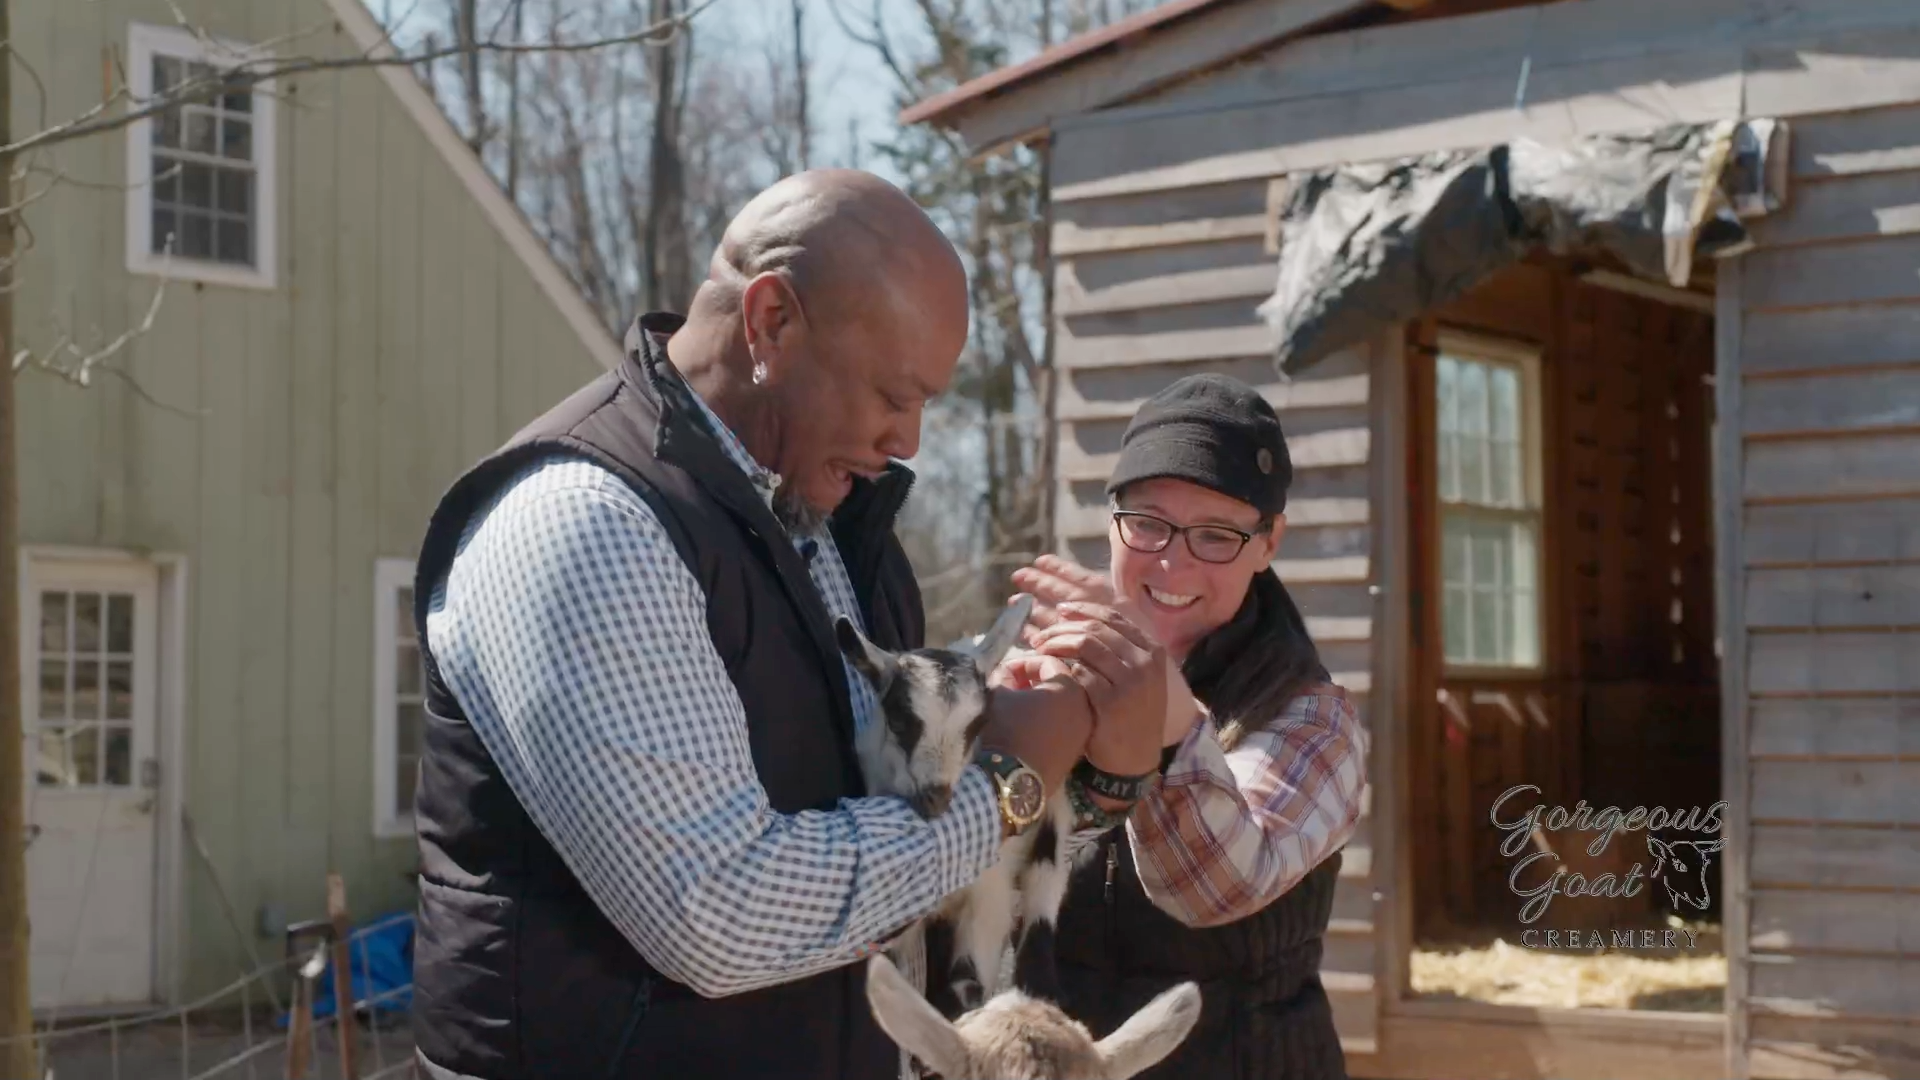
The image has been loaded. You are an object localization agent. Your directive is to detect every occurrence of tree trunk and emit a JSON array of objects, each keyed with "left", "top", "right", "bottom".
[
  {"left": 458, "top": 0, "right": 488, "bottom": 156},
  {"left": 643, "top": 0, "right": 690, "bottom": 311},
  {"left": 966, "top": 170, "right": 1007, "bottom": 615},
  {"left": 0, "top": 0, "right": 40, "bottom": 1072},
  {"left": 791, "top": 0, "right": 809, "bottom": 171},
  {"left": 1035, "top": 143, "right": 1059, "bottom": 558},
  {"left": 506, "top": 0, "right": 525, "bottom": 197},
  {"left": 421, "top": 32, "right": 441, "bottom": 110}
]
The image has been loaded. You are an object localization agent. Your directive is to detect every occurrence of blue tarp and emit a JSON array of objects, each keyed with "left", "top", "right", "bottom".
[{"left": 277, "top": 911, "right": 414, "bottom": 1028}]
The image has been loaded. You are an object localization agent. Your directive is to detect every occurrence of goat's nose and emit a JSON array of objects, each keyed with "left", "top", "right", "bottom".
[{"left": 913, "top": 786, "right": 953, "bottom": 819}]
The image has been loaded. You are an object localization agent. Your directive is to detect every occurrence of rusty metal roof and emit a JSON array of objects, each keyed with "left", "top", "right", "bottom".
[{"left": 894, "top": 0, "right": 1485, "bottom": 134}]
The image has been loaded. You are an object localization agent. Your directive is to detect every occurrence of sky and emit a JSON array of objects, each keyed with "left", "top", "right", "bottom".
[
  {"left": 378, "top": 0, "right": 1000, "bottom": 486},
  {"left": 382, "top": 0, "right": 927, "bottom": 186},
  {"left": 700, "top": 0, "right": 926, "bottom": 184}
]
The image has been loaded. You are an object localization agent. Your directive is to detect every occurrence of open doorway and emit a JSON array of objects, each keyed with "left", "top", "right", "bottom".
[{"left": 1401, "top": 254, "right": 1725, "bottom": 1013}]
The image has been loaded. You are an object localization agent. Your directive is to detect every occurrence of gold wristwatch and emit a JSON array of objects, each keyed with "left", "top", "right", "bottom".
[{"left": 975, "top": 749, "right": 1046, "bottom": 837}]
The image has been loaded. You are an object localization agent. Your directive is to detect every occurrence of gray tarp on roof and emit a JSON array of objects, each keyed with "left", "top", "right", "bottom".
[{"left": 1257, "top": 119, "right": 1789, "bottom": 375}]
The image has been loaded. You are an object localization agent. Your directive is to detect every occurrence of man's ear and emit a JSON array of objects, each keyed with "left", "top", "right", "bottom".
[{"left": 740, "top": 272, "right": 806, "bottom": 359}]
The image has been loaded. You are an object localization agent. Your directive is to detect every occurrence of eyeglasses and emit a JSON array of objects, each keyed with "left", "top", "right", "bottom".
[{"left": 1111, "top": 509, "right": 1266, "bottom": 565}]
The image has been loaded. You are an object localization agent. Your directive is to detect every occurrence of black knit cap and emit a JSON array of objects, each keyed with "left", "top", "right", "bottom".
[{"left": 1106, "top": 373, "right": 1292, "bottom": 517}]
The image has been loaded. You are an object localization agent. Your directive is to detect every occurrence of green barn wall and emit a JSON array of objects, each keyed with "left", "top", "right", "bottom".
[{"left": 13, "top": 0, "right": 610, "bottom": 1001}]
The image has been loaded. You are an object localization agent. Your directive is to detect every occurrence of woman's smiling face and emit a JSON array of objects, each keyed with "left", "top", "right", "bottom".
[{"left": 1108, "top": 477, "right": 1286, "bottom": 658}]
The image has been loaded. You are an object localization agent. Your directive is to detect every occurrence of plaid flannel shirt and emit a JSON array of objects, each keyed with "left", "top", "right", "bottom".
[{"left": 1127, "top": 681, "right": 1369, "bottom": 928}]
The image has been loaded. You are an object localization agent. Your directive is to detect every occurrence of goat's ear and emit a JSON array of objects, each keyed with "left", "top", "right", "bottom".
[
  {"left": 964, "top": 593, "right": 1034, "bottom": 677},
  {"left": 837, "top": 617, "right": 897, "bottom": 697},
  {"left": 1095, "top": 981, "right": 1201, "bottom": 1080},
  {"left": 865, "top": 955, "right": 971, "bottom": 1080},
  {"left": 1647, "top": 836, "right": 1671, "bottom": 861}
]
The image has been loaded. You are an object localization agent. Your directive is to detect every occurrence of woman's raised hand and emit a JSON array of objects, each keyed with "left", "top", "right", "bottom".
[{"left": 1010, "top": 555, "right": 1126, "bottom": 643}]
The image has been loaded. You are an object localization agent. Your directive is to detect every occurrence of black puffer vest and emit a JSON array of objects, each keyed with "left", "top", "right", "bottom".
[
  {"left": 1053, "top": 830, "right": 1348, "bottom": 1080},
  {"left": 408, "top": 312, "right": 922, "bottom": 1080}
]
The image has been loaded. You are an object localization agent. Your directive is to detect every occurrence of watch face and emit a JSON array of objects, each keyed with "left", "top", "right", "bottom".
[{"left": 1005, "top": 771, "right": 1045, "bottom": 822}]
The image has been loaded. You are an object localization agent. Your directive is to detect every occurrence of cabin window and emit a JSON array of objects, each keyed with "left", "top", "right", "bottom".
[
  {"left": 1435, "top": 332, "right": 1545, "bottom": 672},
  {"left": 372, "top": 558, "right": 424, "bottom": 838},
  {"left": 125, "top": 22, "right": 277, "bottom": 289}
]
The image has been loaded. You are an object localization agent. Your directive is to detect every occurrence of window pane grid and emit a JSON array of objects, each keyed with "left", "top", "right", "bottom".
[
  {"left": 1441, "top": 515, "right": 1542, "bottom": 669},
  {"left": 145, "top": 46, "right": 259, "bottom": 269},
  {"left": 35, "top": 590, "right": 138, "bottom": 789},
  {"left": 1437, "top": 352, "right": 1528, "bottom": 512},
  {"left": 1437, "top": 342, "right": 1542, "bottom": 671},
  {"left": 391, "top": 585, "right": 424, "bottom": 823},
  {"left": 152, "top": 146, "right": 258, "bottom": 173}
]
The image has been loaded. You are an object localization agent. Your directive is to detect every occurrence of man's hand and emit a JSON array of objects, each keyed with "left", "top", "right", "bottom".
[
  {"left": 976, "top": 679, "right": 1093, "bottom": 798},
  {"left": 991, "top": 651, "right": 1073, "bottom": 691},
  {"left": 1026, "top": 602, "right": 1168, "bottom": 778}
]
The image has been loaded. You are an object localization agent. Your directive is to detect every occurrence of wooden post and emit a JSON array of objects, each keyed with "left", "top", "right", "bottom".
[
  {"left": 287, "top": 943, "right": 326, "bottom": 1080},
  {"left": 326, "top": 874, "right": 359, "bottom": 1080},
  {"left": 286, "top": 971, "right": 310, "bottom": 1079}
]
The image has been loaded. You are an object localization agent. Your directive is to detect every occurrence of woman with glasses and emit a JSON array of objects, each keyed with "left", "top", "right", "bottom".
[{"left": 999, "top": 372, "right": 1369, "bottom": 1080}]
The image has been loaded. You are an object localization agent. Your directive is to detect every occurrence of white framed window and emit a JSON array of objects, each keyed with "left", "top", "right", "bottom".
[
  {"left": 372, "top": 559, "right": 425, "bottom": 838},
  {"left": 1435, "top": 330, "right": 1545, "bottom": 673},
  {"left": 124, "top": 22, "right": 277, "bottom": 290}
]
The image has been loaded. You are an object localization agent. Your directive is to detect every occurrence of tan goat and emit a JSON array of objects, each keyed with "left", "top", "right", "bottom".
[{"left": 864, "top": 954, "right": 1201, "bottom": 1080}]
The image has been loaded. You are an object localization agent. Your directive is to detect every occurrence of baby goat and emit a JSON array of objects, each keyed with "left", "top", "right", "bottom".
[
  {"left": 865, "top": 953, "right": 1201, "bottom": 1080},
  {"left": 835, "top": 595, "right": 1077, "bottom": 1009}
]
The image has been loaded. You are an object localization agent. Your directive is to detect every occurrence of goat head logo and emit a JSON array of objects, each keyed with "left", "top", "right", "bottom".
[{"left": 1646, "top": 837, "right": 1724, "bottom": 912}]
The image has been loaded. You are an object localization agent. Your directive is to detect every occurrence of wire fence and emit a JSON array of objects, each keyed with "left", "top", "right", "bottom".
[{"left": 12, "top": 916, "right": 417, "bottom": 1080}]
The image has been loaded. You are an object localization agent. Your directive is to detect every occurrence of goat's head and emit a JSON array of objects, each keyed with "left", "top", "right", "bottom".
[
  {"left": 1647, "top": 837, "right": 1724, "bottom": 912},
  {"left": 864, "top": 954, "right": 1199, "bottom": 1080},
  {"left": 836, "top": 594, "right": 1034, "bottom": 818}
]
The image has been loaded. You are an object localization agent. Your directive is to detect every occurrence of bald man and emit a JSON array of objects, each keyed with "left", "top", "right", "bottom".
[{"left": 406, "top": 170, "right": 1104, "bottom": 1079}]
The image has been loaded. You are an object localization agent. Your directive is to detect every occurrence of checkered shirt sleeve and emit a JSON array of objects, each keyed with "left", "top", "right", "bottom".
[
  {"left": 423, "top": 456, "right": 1002, "bottom": 998},
  {"left": 1125, "top": 682, "right": 1370, "bottom": 928}
]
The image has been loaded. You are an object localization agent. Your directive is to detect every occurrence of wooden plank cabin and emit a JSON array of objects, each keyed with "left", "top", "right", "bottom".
[{"left": 903, "top": 1, "right": 1920, "bottom": 1077}]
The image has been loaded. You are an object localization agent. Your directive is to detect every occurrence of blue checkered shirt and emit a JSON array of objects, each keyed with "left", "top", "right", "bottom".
[{"left": 423, "top": 389, "right": 1002, "bottom": 1000}]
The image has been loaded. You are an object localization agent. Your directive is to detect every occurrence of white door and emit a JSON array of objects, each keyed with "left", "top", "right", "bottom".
[{"left": 22, "top": 558, "right": 160, "bottom": 1011}]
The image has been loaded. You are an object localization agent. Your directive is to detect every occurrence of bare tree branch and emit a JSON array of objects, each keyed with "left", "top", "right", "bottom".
[
  {"left": 1, "top": 0, "right": 727, "bottom": 158},
  {"left": 2, "top": 38, "right": 51, "bottom": 139},
  {"left": 823, "top": 0, "right": 914, "bottom": 94},
  {"left": 10, "top": 240, "right": 200, "bottom": 417}
]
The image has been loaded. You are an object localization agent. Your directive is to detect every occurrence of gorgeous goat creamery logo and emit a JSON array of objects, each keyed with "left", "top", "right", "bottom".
[{"left": 1490, "top": 784, "right": 1727, "bottom": 929}]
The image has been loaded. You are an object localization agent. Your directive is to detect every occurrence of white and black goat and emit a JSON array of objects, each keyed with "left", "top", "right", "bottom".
[
  {"left": 834, "top": 595, "right": 1078, "bottom": 1010},
  {"left": 864, "top": 953, "right": 1201, "bottom": 1080}
]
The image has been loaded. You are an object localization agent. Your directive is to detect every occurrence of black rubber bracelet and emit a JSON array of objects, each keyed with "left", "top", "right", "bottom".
[
  {"left": 1066, "top": 773, "right": 1129, "bottom": 832},
  {"left": 1073, "top": 758, "right": 1157, "bottom": 803}
]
